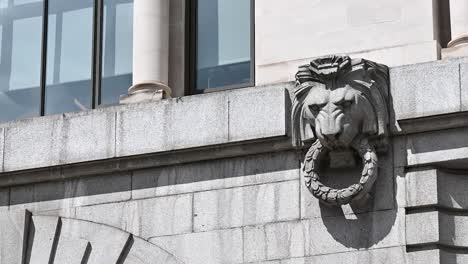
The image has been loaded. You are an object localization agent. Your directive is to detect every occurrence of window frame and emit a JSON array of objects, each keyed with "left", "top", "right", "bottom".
[
  {"left": 186, "top": 0, "right": 255, "bottom": 95},
  {"left": 4, "top": 0, "right": 130, "bottom": 117}
]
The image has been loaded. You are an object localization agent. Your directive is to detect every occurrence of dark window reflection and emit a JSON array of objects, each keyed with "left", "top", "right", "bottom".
[
  {"left": 101, "top": 0, "right": 132, "bottom": 105},
  {"left": 0, "top": 0, "right": 42, "bottom": 122},
  {"left": 45, "top": 0, "right": 93, "bottom": 115},
  {"left": 196, "top": 0, "right": 252, "bottom": 92}
]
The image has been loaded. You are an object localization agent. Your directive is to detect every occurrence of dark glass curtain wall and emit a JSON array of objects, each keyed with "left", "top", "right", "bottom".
[{"left": 0, "top": 0, "right": 133, "bottom": 122}]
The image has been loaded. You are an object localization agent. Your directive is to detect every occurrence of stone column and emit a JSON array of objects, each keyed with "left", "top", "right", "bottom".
[
  {"left": 120, "top": 0, "right": 172, "bottom": 104},
  {"left": 443, "top": 0, "right": 468, "bottom": 58}
]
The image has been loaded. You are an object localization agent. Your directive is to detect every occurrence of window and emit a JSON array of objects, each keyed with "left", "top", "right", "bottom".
[
  {"left": 189, "top": 0, "right": 254, "bottom": 93},
  {"left": 0, "top": 0, "right": 133, "bottom": 122}
]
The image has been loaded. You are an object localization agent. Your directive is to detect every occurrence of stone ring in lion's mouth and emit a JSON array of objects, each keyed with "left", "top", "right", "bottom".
[{"left": 303, "top": 137, "right": 378, "bottom": 206}]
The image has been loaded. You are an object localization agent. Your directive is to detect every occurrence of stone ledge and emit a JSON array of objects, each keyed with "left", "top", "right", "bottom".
[{"left": 0, "top": 85, "right": 290, "bottom": 177}]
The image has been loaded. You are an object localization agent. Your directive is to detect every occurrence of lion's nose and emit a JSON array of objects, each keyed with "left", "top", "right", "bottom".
[
  {"left": 323, "top": 132, "right": 340, "bottom": 142},
  {"left": 322, "top": 128, "right": 341, "bottom": 141}
]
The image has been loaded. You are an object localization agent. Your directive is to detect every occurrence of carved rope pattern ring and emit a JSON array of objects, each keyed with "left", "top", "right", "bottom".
[{"left": 303, "top": 138, "right": 378, "bottom": 206}]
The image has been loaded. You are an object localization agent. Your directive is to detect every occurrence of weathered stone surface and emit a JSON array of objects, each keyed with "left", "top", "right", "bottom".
[
  {"left": 255, "top": 246, "right": 407, "bottom": 264},
  {"left": 407, "top": 250, "right": 441, "bottom": 264},
  {"left": 0, "top": 210, "right": 29, "bottom": 264},
  {"left": 406, "top": 211, "right": 439, "bottom": 245},
  {"left": 54, "top": 237, "right": 90, "bottom": 264},
  {"left": 124, "top": 237, "right": 182, "bottom": 264},
  {"left": 3, "top": 112, "right": 115, "bottom": 171},
  {"left": 0, "top": 188, "right": 8, "bottom": 210},
  {"left": 28, "top": 216, "right": 60, "bottom": 264},
  {"left": 406, "top": 169, "right": 439, "bottom": 208},
  {"left": 256, "top": 0, "right": 437, "bottom": 69},
  {"left": 4, "top": 117, "right": 62, "bottom": 171},
  {"left": 256, "top": 42, "right": 439, "bottom": 86},
  {"left": 244, "top": 225, "right": 268, "bottom": 263},
  {"left": 391, "top": 60, "right": 460, "bottom": 120},
  {"left": 169, "top": 93, "right": 228, "bottom": 149},
  {"left": 9, "top": 172, "right": 131, "bottom": 212},
  {"left": 116, "top": 93, "right": 228, "bottom": 156},
  {"left": 131, "top": 151, "right": 300, "bottom": 200},
  {"left": 59, "top": 112, "right": 116, "bottom": 164},
  {"left": 75, "top": 194, "right": 193, "bottom": 238},
  {"left": 405, "top": 127, "right": 468, "bottom": 166},
  {"left": 193, "top": 180, "right": 299, "bottom": 232},
  {"left": 407, "top": 210, "right": 468, "bottom": 248},
  {"left": 60, "top": 218, "right": 130, "bottom": 264},
  {"left": 459, "top": 62, "right": 468, "bottom": 111},
  {"left": 150, "top": 228, "right": 243, "bottom": 264},
  {"left": 244, "top": 209, "right": 404, "bottom": 261},
  {"left": 228, "top": 86, "right": 287, "bottom": 141}
]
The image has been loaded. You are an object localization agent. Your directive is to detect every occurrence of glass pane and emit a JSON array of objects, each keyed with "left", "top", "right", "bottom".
[
  {"left": 101, "top": 0, "right": 133, "bottom": 105},
  {"left": 45, "top": 0, "right": 93, "bottom": 115},
  {"left": 0, "top": 1, "right": 42, "bottom": 123},
  {"left": 196, "top": 0, "right": 251, "bottom": 91}
]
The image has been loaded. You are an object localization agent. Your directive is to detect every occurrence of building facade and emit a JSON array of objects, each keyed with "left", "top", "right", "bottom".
[{"left": 0, "top": 0, "right": 468, "bottom": 263}]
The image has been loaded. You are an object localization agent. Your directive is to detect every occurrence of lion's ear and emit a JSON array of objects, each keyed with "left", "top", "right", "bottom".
[
  {"left": 300, "top": 118, "right": 316, "bottom": 144},
  {"left": 359, "top": 96, "right": 379, "bottom": 136}
]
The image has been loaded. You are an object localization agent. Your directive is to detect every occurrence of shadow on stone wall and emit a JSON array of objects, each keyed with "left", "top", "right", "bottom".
[
  {"left": 310, "top": 144, "right": 397, "bottom": 249},
  {"left": 7, "top": 150, "right": 299, "bottom": 207}
]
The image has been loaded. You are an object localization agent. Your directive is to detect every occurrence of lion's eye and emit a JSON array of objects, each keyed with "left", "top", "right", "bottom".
[
  {"left": 337, "top": 100, "right": 353, "bottom": 108},
  {"left": 309, "top": 104, "right": 321, "bottom": 112},
  {"left": 343, "top": 101, "right": 353, "bottom": 107}
]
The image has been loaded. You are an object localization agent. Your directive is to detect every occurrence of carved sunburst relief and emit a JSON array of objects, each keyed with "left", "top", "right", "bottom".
[{"left": 291, "top": 55, "right": 389, "bottom": 206}]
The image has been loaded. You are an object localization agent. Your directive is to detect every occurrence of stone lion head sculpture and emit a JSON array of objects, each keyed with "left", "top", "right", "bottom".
[{"left": 291, "top": 55, "right": 389, "bottom": 206}]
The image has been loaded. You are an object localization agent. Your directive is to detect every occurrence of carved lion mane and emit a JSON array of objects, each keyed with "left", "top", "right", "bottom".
[{"left": 291, "top": 55, "right": 389, "bottom": 206}]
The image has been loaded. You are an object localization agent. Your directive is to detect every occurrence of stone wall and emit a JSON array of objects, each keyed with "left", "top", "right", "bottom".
[{"left": 0, "top": 58, "right": 468, "bottom": 263}]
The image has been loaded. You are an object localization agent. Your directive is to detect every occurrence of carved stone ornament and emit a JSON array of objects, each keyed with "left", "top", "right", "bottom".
[{"left": 291, "top": 55, "right": 389, "bottom": 206}]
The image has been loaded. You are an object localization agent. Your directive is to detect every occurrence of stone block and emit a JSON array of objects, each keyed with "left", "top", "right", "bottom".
[
  {"left": 406, "top": 211, "right": 439, "bottom": 245},
  {"left": 149, "top": 228, "right": 243, "bottom": 264},
  {"left": 54, "top": 238, "right": 90, "bottom": 264},
  {"left": 406, "top": 169, "right": 438, "bottom": 208},
  {"left": 395, "top": 167, "right": 406, "bottom": 209},
  {"left": 169, "top": 93, "right": 228, "bottom": 149},
  {"left": 193, "top": 180, "right": 299, "bottom": 232},
  {"left": 243, "top": 226, "right": 267, "bottom": 263},
  {"left": 0, "top": 188, "right": 9, "bottom": 210},
  {"left": 116, "top": 93, "right": 229, "bottom": 157},
  {"left": 28, "top": 216, "right": 60, "bottom": 264},
  {"left": 257, "top": 246, "right": 407, "bottom": 264},
  {"left": 228, "top": 87, "right": 287, "bottom": 142},
  {"left": 245, "top": 209, "right": 404, "bottom": 261},
  {"left": 459, "top": 62, "right": 468, "bottom": 111},
  {"left": 256, "top": 42, "right": 439, "bottom": 86},
  {"left": 131, "top": 151, "right": 300, "bottom": 200},
  {"left": 390, "top": 59, "right": 461, "bottom": 121},
  {"left": 125, "top": 237, "right": 181, "bottom": 264},
  {"left": 405, "top": 127, "right": 468, "bottom": 166},
  {"left": 256, "top": 0, "right": 436, "bottom": 67},
  {"left": 75, "top": 194, "right": 193, "bottom": 238},
  {"left": 115, "top": 102, "right": 171, "bottom": 157},
  {"left": 60, "top": 218, "right": 130, "bottom": 264},
  {"left": 59, "top": 112, "right": 116, "bottom": 164},
  {"left": 0, "top": 210, "right": 29, "bottom": 264},
  {"left": 407, "top": 210, "right": 468, "bottom": 247},
  {"left": 407, "top": 250, "right": 441, "bottom": 264},
  {"left": 9, "top": 172, "right": 131, "bottom": 211},
  {"left": 4, "top": 117, "right": 61, "bottom": 171}
]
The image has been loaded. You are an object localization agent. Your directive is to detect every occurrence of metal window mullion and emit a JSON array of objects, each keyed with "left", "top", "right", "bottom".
[
  {"left": 92, "top": 0, "right": 104, "bottom": 108},
  {"left": 39, "top": 0, "right": 49, "bottom": 116}
]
